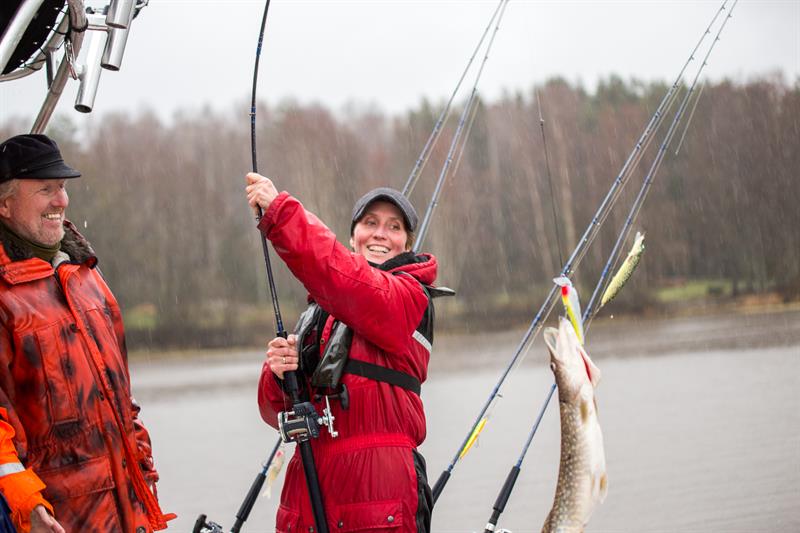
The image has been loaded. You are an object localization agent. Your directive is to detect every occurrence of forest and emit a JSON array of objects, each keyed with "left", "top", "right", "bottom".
[{"left": 2, "top": 75, "right": 797, "bottom": 349}]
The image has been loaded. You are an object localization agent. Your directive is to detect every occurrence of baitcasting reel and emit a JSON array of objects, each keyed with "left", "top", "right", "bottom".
[{"left": 278, "top": 395, "right": 338, "bottom": 442}]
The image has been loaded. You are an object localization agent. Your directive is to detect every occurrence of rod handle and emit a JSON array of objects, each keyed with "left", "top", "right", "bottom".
[
  {"left": 431, "top": 470, "right": 450, "bottom": 504},
  {"left": 231, "top": 470, "right": 268, "bottom": 533},
  {"left": 489, "top": 465, "right": 520, "bottom": 528}
]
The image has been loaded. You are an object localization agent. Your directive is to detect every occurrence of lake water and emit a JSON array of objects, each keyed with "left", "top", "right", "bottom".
[{"left": 130, "top": 308, "right": 800, "bottom": 532}]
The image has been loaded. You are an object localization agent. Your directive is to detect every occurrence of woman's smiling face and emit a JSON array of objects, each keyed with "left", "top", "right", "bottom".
[{"left": 349, "top": 200, "right": 409, "bottom": 264}]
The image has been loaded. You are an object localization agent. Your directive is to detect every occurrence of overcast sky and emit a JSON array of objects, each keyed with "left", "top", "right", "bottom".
[{"left": 1, "top": 0, "right": 798, "bottom": 127}]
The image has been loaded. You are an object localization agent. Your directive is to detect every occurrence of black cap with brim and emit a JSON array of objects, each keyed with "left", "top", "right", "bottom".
[
  {"left": 351, "top": 187, "right": 418, "bottom": 234},
  {"left": 0, "top": 134, "right": 81, "bottom": 183}
]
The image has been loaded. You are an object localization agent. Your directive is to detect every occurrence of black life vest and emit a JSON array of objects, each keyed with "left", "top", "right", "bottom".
[{"left": 294, "top": 257, "right": 453, "bottom": 398}]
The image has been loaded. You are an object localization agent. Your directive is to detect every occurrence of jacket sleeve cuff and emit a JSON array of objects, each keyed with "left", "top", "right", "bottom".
[
  {"left": 0, "top": 468, "right": 53, "bottom": 532},
  {"left": 257, "top": 191, "right": 290, "bottom": 236}
]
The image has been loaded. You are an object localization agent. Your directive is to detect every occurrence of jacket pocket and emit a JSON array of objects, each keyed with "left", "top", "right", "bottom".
[
  {"left": 37, "top": 455, "right": 123, "bottom": 532},
  {"left": 35, "top": 322, "right": 80, "bottom": 424},
  {"left": 276, "top": 504, "right": 300, "bottom": 533},
  {"left": 329, "top": 499, "right": 403, "bottom": 532},
  {"left": 37, "top": 454, "right": 116, "bottom": 502}
]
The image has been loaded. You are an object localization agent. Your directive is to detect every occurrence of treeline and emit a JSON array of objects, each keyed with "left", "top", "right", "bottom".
[{"left": 2, "top": 76, "right": 797, "bottom": 349}]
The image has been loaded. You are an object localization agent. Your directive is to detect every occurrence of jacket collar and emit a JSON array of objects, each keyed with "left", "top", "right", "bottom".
[{"left": 0, "top": 220, "right": 97, "bottom": 284}]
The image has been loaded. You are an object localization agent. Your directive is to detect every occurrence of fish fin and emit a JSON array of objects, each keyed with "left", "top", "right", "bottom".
[
  {"left": 578, "top": 344, "right": 601, "bottom": 387},
  {"left": 580, "top": 398, "right": 591, "bottom": 423},
  {"left": 599, "top": 473, "right": 609, "bottom": 502}
]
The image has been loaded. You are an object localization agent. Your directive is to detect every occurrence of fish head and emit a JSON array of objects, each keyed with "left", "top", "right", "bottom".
[{"left": 544, "top": 317, "right": 601, "bottom": 399}]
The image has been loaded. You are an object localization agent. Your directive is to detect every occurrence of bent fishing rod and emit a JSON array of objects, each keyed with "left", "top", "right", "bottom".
[
  {"left": 194, "top": 2, "right": 329, "bottom": 532},
  {"left": 478, "top": 3, "right": 736, "bottom": 528},
  {"left": 414, "top": 0, "right": 509, "bottom": 251},
  {"left": 402, "top": 0, "right": 505, "bottom": 197},
  {"left": 431, "top": 0, "right": 731, "bottom": 506}
]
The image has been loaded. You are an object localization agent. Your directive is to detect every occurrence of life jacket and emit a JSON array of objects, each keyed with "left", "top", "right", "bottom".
[{"left": 294, "top": 266, "right": 454, "bottom": 402}]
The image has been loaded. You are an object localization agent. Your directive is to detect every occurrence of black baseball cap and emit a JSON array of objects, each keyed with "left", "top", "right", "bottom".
[
  {"left": 351, "top": 187, "right": 418, "bottom": 234},
  {"left": 0, "top": 134, "right": 81, "bottom": 183}
]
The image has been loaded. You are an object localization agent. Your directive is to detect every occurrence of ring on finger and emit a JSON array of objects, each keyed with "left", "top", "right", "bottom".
[{"left": 282, "top": 356, "right": 286, "bottom": 365}]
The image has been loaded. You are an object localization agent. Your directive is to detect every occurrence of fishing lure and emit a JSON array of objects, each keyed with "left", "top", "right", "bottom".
[
  {"left": 600, "top": 231, "right": 645, "bottom": 309},
  {"left": 261, "top": 448, "right": 286, "bottom": 499},
  {"left": 553, "top": 276, "right": 584, "bottom": 345}
]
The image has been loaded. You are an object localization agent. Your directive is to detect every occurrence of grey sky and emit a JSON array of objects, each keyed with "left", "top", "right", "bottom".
[{"left": 1, "top": 0, "right": 798, "bottom": 126}]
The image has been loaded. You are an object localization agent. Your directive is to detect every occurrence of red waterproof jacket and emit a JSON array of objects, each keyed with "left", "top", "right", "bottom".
[
  {"left": 258, "top": 193, "right": 436, "bottom": 533},
  {"left": 0, "top": 222, "right": 174, "bottom": 532}
]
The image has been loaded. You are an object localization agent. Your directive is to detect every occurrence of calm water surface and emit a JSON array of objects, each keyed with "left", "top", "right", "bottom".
[{"left": 130, "top": 309, "right": 800, "bottom": 532}]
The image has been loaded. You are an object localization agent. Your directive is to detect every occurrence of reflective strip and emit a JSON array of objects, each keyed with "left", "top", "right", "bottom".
[
  {"left": 412, "top": 330, "right": 431, "bottom": 353},
  {"left": 0, "top": 462, "right": 24, "bottom": 478}
]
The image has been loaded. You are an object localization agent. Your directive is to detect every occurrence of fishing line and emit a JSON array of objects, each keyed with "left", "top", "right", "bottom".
[
  {"left": 449, "top": 92, "right": 482, "bottom": 180},
  {"left": 402, "top": 0, "right": 505, "bottom": 197},
  {"left": 537, "top": 89, "right": 564, "bottom": 269},
  {"left": 674, "top": 81, "right": 706, "bottom": 156},
  {"left": 583, "top": 1, "right": 738, "bottom": 329},
  {"left": 414, "top": 0, "right": 510, "bottom": 252},
  {"left": 431, "top": 0, "right": 730, "bottom": 506}
]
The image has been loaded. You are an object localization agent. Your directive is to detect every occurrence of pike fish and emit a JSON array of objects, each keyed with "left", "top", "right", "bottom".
[{"left": 541, "top": 317, "right": 607, "bottom": 533}]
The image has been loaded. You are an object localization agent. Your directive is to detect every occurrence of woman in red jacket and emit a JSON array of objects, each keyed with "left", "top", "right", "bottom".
[{"left": 246, "top": 172, "right": 439, "bottom": 533}]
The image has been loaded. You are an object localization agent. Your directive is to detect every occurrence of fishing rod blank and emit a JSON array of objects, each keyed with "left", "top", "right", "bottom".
[
  {"left": 250, "top": 0, "right": 287, "bottom": 339},
  {"left": 414, "top": 0, "right": 509, "bottom": 252},
  {"left": 402, "top": 0, "right": 505, "bottom": 197},
  {"left": 583, "top": 0, "right": 738, "bottom": 329},
  {"left": 430, "top": 0, "right": 730, "bottom": 505},
  {"left": 197, "top": 1, "right": 330, "bottom": 531}
]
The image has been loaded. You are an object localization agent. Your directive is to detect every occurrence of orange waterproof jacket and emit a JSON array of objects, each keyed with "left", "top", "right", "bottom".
[{"left": 0, "top": 221, "right": 174, "bottom": 532}]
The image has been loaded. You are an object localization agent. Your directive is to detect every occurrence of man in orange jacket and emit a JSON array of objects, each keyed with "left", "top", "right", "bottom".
[{"left": 0, "top": 134, "right": 174, "bottom": 532}]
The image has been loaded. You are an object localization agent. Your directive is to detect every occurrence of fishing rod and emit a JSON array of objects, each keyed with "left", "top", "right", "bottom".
[
  {"left": 430, "top": 0, "right": 731, "bottom": 505},
  {"left": 414, "top": 0, "right": 509, "bottom": 251},
  {"left": 483, "top": 383, "right": 555, "bottom": 533},
  {"left": 402, "top": 0, "right": 505, "bottom": 197},
  {"left": 475, "top": 3, "right": 736, "bottom": 528},
  {"left": 480, "top": 84, "right": 564, "bottom": 533},
  {"left": 582, "top": 0, "right": 738, "bottom": 330},
  {"left": 195, "top": 2, "right": 330, "bottom": 532}
]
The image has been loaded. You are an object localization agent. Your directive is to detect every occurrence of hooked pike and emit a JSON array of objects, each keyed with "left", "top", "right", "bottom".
[{"left": 541, "top": 317, "right": 607, "bottom": 533}]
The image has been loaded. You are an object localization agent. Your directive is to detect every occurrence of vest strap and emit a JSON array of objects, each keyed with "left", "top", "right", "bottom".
[{"left": 343, "top": 358, "right": 421, "bottom": 396}]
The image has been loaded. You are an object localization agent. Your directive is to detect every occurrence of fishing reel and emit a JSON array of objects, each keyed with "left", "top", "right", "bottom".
[
  {"left": 192, "top": 514, "right": 223, "bottom": 533},
  {"left": 278, "top": 395, "right": 338, "bottom": 442}
]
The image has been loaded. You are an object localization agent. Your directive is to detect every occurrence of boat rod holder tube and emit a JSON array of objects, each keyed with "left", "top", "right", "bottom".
[
  {"left": 431, "top": 0, "right": 731, "bottom": 505},
  {"left": 101, "top": 23, "right": 131, "bottom": 71},
  {"left": 75, "top": 15, "right": 108, "bottom": 113},
  {"left": 105, "top": 0, "right": 136, "bottom": 29}
]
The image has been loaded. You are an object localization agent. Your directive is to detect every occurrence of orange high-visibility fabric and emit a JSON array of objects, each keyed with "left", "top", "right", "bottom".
[{"left": 0, "top": 222, "right": 174, "bottom": 532}]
